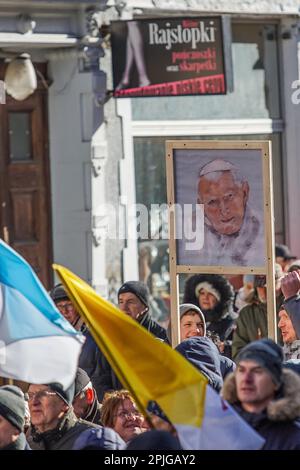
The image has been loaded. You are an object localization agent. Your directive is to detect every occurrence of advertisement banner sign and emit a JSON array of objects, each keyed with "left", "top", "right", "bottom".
[{"left": 111, "top": 17, "right": 226, "bottom": 98}]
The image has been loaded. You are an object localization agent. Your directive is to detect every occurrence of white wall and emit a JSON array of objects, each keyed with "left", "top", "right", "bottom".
[
  {"left": 280, "top": 19, "right": 300, "bottom": 257},
  {"left": 48, "top": 54, "right": 93, "bottom": 282}
]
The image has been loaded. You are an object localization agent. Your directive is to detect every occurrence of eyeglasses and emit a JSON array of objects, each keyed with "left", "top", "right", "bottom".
[
  {"left": 114, "top": 410, "right": 141, "bottom": 420},
  {"left": 25, "top": 391, "right": 57, "bottom": 401}
]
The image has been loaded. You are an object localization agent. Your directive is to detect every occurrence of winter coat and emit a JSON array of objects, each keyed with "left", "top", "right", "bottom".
[
  {"left": 78, "top": 327, "right": 104, "bottom": 401},
  {"left": 219, "top": 354, "right": 236, "bottom": 379},
  {"left": 222, "top": 369, "right": 300, "bottom": 450},
  {"left": 27, "top": 408, "right": 99, "bottom": 450},
  {"left": 183, "top": 274, "right": 235, "bottom": 357},
  {"left": 72, "top": 427, "right": 125, "bottom": 450},
  {"left": 95, "top": 311, "right": 169, "bottom": 401},
  {"left": 139, "top": 311, "right": 169, "bottom": 342},
  {"left": 232, "top": 293, "right": 284, "bottom": 360},
  {"left": 175, "top": 337, "right": 224, "bottom": 391},
  {"left": 232, "top": 301, "right": 267, "bottom": 360},
  {"left": 284, "top": 361, "right": 300, "bottom": 376}
]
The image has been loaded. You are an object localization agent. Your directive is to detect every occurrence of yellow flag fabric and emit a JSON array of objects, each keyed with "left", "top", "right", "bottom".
[{"left": 53, "top": 264, "right": 207, "bottom": 427}]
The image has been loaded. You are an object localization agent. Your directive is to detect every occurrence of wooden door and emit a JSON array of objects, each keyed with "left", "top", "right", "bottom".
[{"left": 0, "top": 62, "right": 52, "bottom": 289}]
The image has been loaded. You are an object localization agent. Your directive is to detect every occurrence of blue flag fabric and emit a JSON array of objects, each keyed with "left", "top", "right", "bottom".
[{"left": 0, "top": 239, "right": 83, "bottom": 389}]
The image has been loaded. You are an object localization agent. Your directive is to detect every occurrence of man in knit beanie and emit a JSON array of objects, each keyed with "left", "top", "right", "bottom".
[
  {"left": 235, "top": 338, "right": 283, "bottom": 387},
  {"left": 0, "top": 385, "right": 30, "bottom": 450},
  {"left": 118, "top": 280, "right": 168, "bottom": 342},
  {"left": 92, "top": 280, "right": 169, "bottom": 402},
  {"left": 222, "top": 338, "right": 300, "bottom": 449}
]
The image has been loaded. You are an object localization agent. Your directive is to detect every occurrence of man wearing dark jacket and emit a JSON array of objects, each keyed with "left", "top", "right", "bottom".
[
  {"left": 0, "top": 385, "right": 30, "bottom": 450},
  {"left": 50, "top": 284, "right": 104, "bottom": 399},
  {"left": 118, "top": 281, "right": 168, "bottom": 341},
  {"left": 222, "top": 338, "right": 300, "bottom": 449},
  {"left": 96, "top": 281, "right": 169, "bottom": 400},
  {"left": 26, "top": 381, "right": 99, "bottom": 450}
]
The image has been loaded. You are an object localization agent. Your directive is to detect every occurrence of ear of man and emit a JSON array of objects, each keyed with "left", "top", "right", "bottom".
[
  {"left": 241, "top": 181, "right": 249, "bottom": 204},
  {"left": 85, "top": 388, "right": 94, "bottom": 405}
]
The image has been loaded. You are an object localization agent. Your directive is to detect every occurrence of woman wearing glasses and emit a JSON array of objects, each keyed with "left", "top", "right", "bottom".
[{"left": 101, "top": 390, "right": 147, "bottom": 443}]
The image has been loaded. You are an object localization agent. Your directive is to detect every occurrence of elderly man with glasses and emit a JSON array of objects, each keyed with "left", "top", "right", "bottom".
[{"left": 26, "top": 381, "right": 98, "bottom": 450}]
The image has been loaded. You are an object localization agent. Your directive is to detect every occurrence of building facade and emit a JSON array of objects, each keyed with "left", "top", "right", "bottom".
[
  {"left": 0, "top": 0, "right": 113, "bottom": 295},
  {"left": 110, "top": 0, "right": 300, "bottom": 311}
]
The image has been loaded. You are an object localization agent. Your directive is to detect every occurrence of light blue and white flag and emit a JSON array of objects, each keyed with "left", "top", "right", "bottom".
[
  {"left": 176, "top": 385, "right": 265, "bottom": 450},
  {"left": 0, "top": 239, "right": 84, "bottom": 389}
]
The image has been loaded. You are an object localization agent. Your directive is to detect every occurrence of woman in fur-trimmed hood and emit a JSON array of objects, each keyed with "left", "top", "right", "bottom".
[
  {"left": 183, "top": 274, "right": 235, "bottom": 357},
  {"left": 222, "top": 338, "right": 300, "bottom": 450}
]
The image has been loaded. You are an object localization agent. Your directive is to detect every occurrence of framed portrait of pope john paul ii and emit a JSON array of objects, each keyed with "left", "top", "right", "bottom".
[
  {"left": 166, "top": 140, "right": 276, "bottom": 275},
  {"left": 165, "top": 140, "right": 277, "bottom": 345}
]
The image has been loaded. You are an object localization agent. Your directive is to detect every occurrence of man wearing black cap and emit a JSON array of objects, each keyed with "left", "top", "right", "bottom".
[
  {"left": 26, "top": 381, "right": 99, "bottom": 450},
  {"left": 118, "top": 281, "right": 168, "bottom": 341},
  {"left": 222, "top": 339, "right": 300, "bottom": 449},
  {"left": 94, "top": 281, "right": 169, "bottom": 401},
  {"left": 0, "top": 385, "right": 30, "bottom": 450},
  {"left": 72, "top": 368, "right": 102, "bottom": 424},
  {"left": 49, "top": 284, "right": 83, "bottom": 329}
]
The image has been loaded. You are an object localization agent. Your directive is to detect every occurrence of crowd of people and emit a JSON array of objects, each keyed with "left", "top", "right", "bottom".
[{"left": 1, "top": 244, "right": 300, "bottom": 450}]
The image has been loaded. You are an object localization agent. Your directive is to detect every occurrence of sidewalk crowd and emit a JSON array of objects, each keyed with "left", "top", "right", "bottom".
[{"left": 1, "top": 244, "right": 300, "bottom": 451}]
